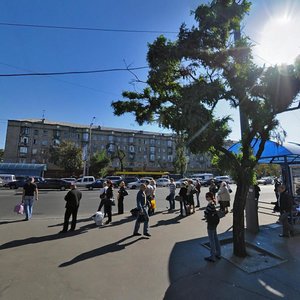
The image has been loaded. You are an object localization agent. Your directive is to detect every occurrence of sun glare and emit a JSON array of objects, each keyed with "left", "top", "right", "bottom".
[{"left": 255, "top": 15, "right": 300, "bottom": 65}]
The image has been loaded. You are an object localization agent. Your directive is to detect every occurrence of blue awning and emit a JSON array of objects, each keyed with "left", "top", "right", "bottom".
[
  {"left": 228, "top": 139, "right": 300, "bottom": 164},
  {"left": 0, "top": 163, "right": 47, "bottom": 176}
]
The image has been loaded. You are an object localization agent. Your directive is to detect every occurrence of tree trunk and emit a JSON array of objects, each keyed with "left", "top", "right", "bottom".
[{"left": 232, "top": 180, "right": 249, "bottom": 257}]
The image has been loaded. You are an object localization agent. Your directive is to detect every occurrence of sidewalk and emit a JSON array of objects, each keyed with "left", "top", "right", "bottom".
[{"left": 0, "top": 210, "right": 299, "bottom": 300}]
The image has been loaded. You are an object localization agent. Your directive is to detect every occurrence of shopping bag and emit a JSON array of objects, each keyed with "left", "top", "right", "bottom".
[
  {"left": 14, "top": 203, "right": 24, "bottom": 214},
  {"left": 92, "top": 212, "right": 104, "bottom": 226},
  {"left": 150, "top": 199, "right": 156, "bottom": 209}
]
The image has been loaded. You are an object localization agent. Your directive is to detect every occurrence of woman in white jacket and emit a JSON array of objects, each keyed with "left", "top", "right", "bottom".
[{"left": 217, "top": 181, "right": 231, "bottom": 214}]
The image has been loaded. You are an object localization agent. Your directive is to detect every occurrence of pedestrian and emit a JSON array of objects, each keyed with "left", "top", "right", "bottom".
[
  {"left": 22, "top": 177, "right": 38, "bottom": 221},
  {"left": 146, "top": 180, "right": 155, "bottom": 215},
  {"left": 204, "top": 192, "right": 221, "bottom": 262},
  {"left": 195, "top": 179, "right": 201, "bottom": 208},
  {"left": 178, "top": 181, "right": 188, "bottom": 216},
  {"left": 209, "top": 180, "right": 218, "bottom": 197},
  {"left": 278, "top": 184, "right": 294, "bottom": 238},
  {"left": 133, "top": 183, "right": 151, "bottom": 237},
  {"left": 60, "top": 183, "right": 82, "bottom": 233},
  {"left": 103, "top": 180, "right": 114, "bottom": 225},
  {"left": 98, "top": 181, "right": 108, "bottom": 213},
  {"left": 167, "top": 178, "right": 176, "bottom": 210},
  {"left": 117, "top": 181, "right": 128, "bottom": 214},
  {"left": 217, "top": 181, "right": 231, "bottom": 214},
  {"left": 272, "top": 177, "right": 282, "bottom": 212},
  {"left": 186, "top": 179, "right": 195, "bottom": 214}
]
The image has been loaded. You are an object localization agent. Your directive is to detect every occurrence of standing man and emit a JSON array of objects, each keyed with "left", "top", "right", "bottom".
[
  {"left": 278, "top": 184, "right": 294, "bottom": 238},
  {"left": 168, "top": 178, "right": 176, "bottom": 211},
  {"left": 60, "top": 183, "right": 82, "bottom": 233},
  {"left": 195, "top": 179, "right": 201, "bottom": 208},
  {"left": 133, "top": 184, "right": 151, "bottom": 237},
  {"left": 22, "top": 177, "right": 38, "bottom": 221}
]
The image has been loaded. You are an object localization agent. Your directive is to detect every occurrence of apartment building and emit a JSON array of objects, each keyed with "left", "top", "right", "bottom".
[{"left": 3, "top": 119, "right": 179, "bottom": 173}]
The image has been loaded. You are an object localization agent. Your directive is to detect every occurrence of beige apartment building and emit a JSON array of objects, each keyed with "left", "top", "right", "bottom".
[{"left": 3, "top": 119, "right": 213, "bottom": 175}]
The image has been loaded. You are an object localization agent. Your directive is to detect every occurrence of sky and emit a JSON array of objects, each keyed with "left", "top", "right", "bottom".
[{"left": 1, "top": 0, "right": 300, "bottom": 149}]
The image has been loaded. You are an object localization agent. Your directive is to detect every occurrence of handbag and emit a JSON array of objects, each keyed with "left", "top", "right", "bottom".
[
  {"left": 137, "top": 214, "right": 146, "bottom": 223},
  {"left": 175, "top": 195, "right": 182, "bottom": 201},
  {"left": 14, "top": 203, "right": 24, "bottom": 214},
  {"left": 166, "top": 195, "right": 170, "bottom": 201}
]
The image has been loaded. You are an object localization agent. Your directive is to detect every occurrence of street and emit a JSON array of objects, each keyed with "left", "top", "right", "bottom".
[{"left": 0, "top": 184, "right": 278, "bottom": 222}]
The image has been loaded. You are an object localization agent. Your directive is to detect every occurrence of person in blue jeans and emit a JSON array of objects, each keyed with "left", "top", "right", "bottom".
[
  {"left": 22, "top": 177, "right": 38, "bottom": 220},
  {"left": 133, "top": 183, "right": 151, "bottom": 237},
  {"left": 204, "top": 192, "right": 221, "bottom": 262}
]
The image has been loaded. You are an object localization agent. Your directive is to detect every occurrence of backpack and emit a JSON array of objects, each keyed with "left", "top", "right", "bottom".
[{"left": 207, "top": 212, "right": 220, "bottom": 226}]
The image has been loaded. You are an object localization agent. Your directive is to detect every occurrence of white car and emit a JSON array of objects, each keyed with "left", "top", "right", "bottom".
[
  {"left": 257, "top": 176, "right": 274, "bottom": 185},
  {"left": 175, "top": 178, "right": 190, "bottom": 188},
  {"left": 156, "top": 178, "right": 171, "bottom": 187},
  {"left": 127, "top": 179, "right": 150, "bottom": 189}
]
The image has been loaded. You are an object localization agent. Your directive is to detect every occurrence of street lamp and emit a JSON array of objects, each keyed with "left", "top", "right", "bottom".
[{"left": 86, "top": 117, "right": 96, "bottom": 176}]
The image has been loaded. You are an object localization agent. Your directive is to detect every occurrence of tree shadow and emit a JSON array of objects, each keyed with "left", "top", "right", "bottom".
[
  {"left": 59, "top": 235, "right": 147, "bottom": 267},
  {"left": 0, "top": 229, "right": 87, "bottom": 250}
]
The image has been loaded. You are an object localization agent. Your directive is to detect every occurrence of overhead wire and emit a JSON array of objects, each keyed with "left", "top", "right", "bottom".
[{"left": 0, "top": 22, "right": 178, "bottom": 34}]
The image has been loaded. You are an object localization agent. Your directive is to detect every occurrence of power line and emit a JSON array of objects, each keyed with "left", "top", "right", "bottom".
[
  {"left": 0, "top": 66, "right": 148, "bottom": 77},
  {"left": 0, "top": 22, "right": 178, "bottom": 34}
]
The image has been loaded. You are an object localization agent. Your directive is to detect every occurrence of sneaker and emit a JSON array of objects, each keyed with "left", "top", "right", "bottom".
[
  {"left": 204, "top": 256, "right": 216, "bottom": 262},
  {"left": 144, "top": 233, "right": 151, "bottom": 237},
  {"left": 133, "top": 233, "right": 142, "bottom": 236},
  {"left": 59, "top": 230, "right": 67, "bottom": 234}
]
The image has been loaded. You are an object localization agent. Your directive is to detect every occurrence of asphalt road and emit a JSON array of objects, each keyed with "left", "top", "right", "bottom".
[{"left": 0, "top": 184, "right": 277, "bottom": 220}]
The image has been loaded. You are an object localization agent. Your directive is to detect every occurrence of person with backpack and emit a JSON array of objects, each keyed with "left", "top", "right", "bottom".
[{"left": 204, "top": 192, "right": 221, "bottom": 262}]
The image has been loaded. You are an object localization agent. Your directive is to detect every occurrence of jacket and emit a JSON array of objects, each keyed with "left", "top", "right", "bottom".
[{"left": 64, "top": 189, "right": 82, "bottom": 209}]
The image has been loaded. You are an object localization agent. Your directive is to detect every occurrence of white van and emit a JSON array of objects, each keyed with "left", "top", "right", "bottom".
[
  {"left": 75, "top": 176, "right": 95, "bottom": 187},
  {"left": 0, "top": 174, "right": 16, "bottom": 184},
  {"left": 192, "top": 173, "right": 214, "bottom": 184}
]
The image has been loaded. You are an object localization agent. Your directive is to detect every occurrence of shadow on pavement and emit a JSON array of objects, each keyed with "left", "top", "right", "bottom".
[
  {"left": 150, "top": 215, "right": 183, "bottom": 228},
  {"left": 59, "top": 235, "right": 147, "bottom": 267},
  {"left": 0, "top": 219, "right": 26, "bottom": 225},
  {"left": 0, "top": 229, "right": 88, "bottom": 250}
]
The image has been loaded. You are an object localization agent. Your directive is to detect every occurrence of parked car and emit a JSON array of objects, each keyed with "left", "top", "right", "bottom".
[
  {"left": 257, "top": 176, "right": 274, "bottom": 185},
  {"left": 61, "top": 177, "right": 77, "bottom": 184},
  {"left": 86, "top": 179, "right": 105, "bottom": 190},
  {"left": 75, "top": 176, "right": 95, "bottom": 187},
  {"left": 214, "top": 176, "right": 233, "bottom": 185},
  {"left": 156, "top": 178, "right": 171, "bottom": 187},
  {"left": 123, "top": 177, "right": 139, "bottom": 187},
  {"left": 4, "top": 176, "right": 44, "bottom": 189},
  {"left": 127, "top": 179, "right": 150, "bottom": 189},
  {"left": 104, "top": 176, "right": 123, "bottom": 187},
  {"left": 36, "top": 179, "right": 72, "bottom": 190},
  {"left": 175, "top": 178, "right": 190, "bottom": 188}
]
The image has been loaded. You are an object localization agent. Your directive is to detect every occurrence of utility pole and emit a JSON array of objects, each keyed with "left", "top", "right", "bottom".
[{"left": 86, "top": 117, "right": 96, "bottom": 176}]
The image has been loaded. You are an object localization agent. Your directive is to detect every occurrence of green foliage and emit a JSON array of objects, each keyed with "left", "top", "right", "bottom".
[
  {"left": 255, "top": 164, "right": 281, "bottom": 178},
  {"left": 173, "top": 134, "right": 188, "bottom": 175},
  {"left": 49, "top": 141, "right": 83, "bottom": 174},
  {"left": 89, "top": 150, "right": 110, "bottom": 178}
]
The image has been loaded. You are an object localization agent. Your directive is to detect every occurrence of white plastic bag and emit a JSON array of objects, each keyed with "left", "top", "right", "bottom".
[{"left": 92, "top": 212, "right": 104, "bottom": 226}]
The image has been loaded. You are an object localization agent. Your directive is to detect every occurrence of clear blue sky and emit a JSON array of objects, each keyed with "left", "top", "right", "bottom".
[{"left": 1, "top": 0, "right": 300, "bottom": 149}]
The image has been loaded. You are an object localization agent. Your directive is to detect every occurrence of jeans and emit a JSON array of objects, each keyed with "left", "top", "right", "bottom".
[
  {"left": 168, "top": 193, "right": 175, "bottom": 210},
  {"left": 279, "top": 212, "right": 294, "bottom": 236},
  {"left": 196, "top": 192, "right": 200, "bottom": 207},
  {"left": 134, "top": 207, "right": 149, "bottom": 234},
  {"left": 63, "top": 206, "right": 78, "bottom": 231},
  {"left": 207, "top": 228, "right": 221, "bottom": 259},
  {"left": 24, "top": 196, "right": 34, "bottom": 220}
]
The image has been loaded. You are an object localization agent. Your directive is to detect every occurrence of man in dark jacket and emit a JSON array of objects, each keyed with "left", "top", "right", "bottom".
[
  {"left": 60, "top": 184, "right": 82, "bottom": 233},
  {"left": 278, "top": 184, "right": 294, "bottom": 237}
]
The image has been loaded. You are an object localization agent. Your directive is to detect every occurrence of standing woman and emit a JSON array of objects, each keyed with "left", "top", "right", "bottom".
[
  {"left": 104, "top": 180, "right": 114, "bottom": 225},
  {"left": 178, "top": 182, "right": 188, "bottom": 216},
  {"left": 186, "top": 179, "right": 195, "bottom": 214},
  {"left": 204, "top": 192, "right": 221, "bottom": 262},
  {"left": 217, "top": 181, "right": 231, "bottom": 214},
  {"left": 22, "top": 177, "right": 38, "bottom": 220},
  {"left": 117, "top": 181, "right": 128, "bottom": 214}
]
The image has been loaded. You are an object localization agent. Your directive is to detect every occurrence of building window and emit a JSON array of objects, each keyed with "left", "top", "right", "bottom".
[
  {"left": 129, "top": 137, "right": 134, "bottom": 143},
  {"left": 150, "top": 146, "right": 155, "bottom": 154},
  {"left": 20, "top": 136, "right": 29, "bottom": 145},
  {"left": 129, "top": 145, "right": 135, "bottom": 153},
  {"left": 150, "top": 139, "right": 155, "bottom": 145},
  {"left": 108, "top": 135, "right": 114, "bottom": 142},
  {"left": 33, "top": 139, "right": 37, "bottom": 145},
  {"left": 42, "top": 140, "right": 48, "bottom": 146},
  {"left": 21, "top": 127, "right": 30, "bottom": 135},
  {"left": 168, "top": 155, "right": 173, "bottom": 162},
  {"left": 43, "top": 130, "right": 48, "bottom": 136},
  {"left": 32, "top": 149, "right": 38, "bottom": 155},
  {"left": 82, "top": 133, "right": 89, "bottom": 142},
  {"left": 34, "top": 129, "right": 39, "bottom": 135},
  {"left": 167, "top": 140, "right": 173, "bottom": 147},
  {"left": 150, "top": 154, "right": 155, "bottom": 161},
  {"left": 19, "top": 146, "right": 28, "bottom": 154}
]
